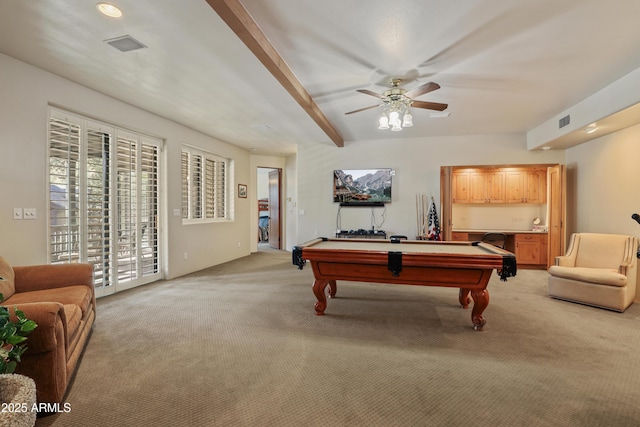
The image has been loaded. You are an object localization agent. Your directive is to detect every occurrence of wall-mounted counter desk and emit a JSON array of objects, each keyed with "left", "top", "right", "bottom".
[{"left": 451, "top": 230, "right": 548, "bottom": 269}]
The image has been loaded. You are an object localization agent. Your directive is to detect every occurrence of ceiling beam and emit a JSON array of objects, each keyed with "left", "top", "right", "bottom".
[{"left": 205, "top": 0, "right": 344, "bottom": 147}]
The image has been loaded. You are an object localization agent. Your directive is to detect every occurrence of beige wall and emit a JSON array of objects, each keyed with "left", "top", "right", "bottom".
[
  {"left": 295, "top": 135, "right": 565, "bottom": 244},
  {"left": 565, "top": 122, "right": 640, "bottom": 239},
  {"left": 0, "top": 53, "right": 251, "bottom": 279}
]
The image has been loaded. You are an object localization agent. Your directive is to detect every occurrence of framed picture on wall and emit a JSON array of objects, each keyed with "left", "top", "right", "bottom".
[{"left": 238, "top": 184, "right": 247, "bottom": 198}]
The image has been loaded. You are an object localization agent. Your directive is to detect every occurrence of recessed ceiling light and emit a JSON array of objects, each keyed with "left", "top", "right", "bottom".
[
  {"left": 97, "top": 2, "right": 123, "bottom": 18},
  {"left": 541, "top": 146, "right": 551, "bottom": 151},
  {"left": 584, "top": 123, "right": 598, "bottom": 134}
]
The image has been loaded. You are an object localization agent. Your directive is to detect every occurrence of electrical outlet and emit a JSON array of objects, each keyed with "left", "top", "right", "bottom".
[{"left": 13, "top": 208, "right": 23, "bottom": 220}]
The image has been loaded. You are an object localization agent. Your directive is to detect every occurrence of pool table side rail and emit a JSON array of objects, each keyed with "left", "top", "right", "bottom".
[{"left": 292, "top": 238, "right": 516, "bottom": 280}]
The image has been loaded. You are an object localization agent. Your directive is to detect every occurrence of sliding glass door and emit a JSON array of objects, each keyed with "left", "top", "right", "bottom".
[{"left": 48, "top": 109, "right": 161, "bottom": 297}]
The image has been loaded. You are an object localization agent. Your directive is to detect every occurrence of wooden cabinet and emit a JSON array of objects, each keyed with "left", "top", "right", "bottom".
[
  {"left": 449, "top": 231, "right": 548, "bottom": 268},
  {"left": 505, "top": 169, "right": 546, "bottom": 204},
  {"left": 453, "top": 167, "right": 546, "bottom": 204},
  {"left": 515, "top": 233, "right": 548, "bottom": 268},
  {"left": 525, "top": 170, "right": 546, "bottom": 204},
  {"left": 452, "top": 170, "right": 505, "bottom": 204},
  {"left": 451, "top": 171, "right": 470, "bottom": 203},
  {"left": 486, "top": 170, "right": 506, "bottom": 203}
]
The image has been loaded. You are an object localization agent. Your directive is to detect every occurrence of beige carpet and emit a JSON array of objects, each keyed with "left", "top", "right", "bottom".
[{"left": 37, "top": 250, "right": 640, "bottom": 426}]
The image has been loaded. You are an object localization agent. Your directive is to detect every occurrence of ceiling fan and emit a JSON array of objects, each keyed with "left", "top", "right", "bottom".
[
  {"left": 345, "top": 79, "right": 448, "bottom": 130},
  {"left": 346, "top": 79, "right": 448, "bottom": 115}
]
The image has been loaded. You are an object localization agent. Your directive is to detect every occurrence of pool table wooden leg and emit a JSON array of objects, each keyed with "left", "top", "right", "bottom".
[
  {"left": 312, "top": 279, "right": 337, "bottom": 315},
  {"left": 458, "top": 288, "right": 471, "bottom": 309},
  {"left": 470, "top": 289, "right": 489, "bottom": 331},
  {"left": 328, "top": 280, "right": 337, "bottom": 298}
]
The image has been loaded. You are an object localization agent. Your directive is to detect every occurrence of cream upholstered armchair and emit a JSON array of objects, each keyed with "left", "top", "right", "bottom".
[{"left": 548, "top": 233, "right": 638, "bottom": 312}]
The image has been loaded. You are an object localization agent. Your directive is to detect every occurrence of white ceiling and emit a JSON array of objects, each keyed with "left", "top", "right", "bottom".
[{"left": 1, "top": 0, "right": 640, "bottom": 155}]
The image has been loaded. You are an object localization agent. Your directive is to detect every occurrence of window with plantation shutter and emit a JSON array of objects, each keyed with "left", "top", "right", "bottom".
[
  {"left": 181, "top": 146, "right": 230, "bottom": 223},
  {"left": 48, "top": 108, "right": 161, "bottom": 297},
  {"left": 49, "top": 116, "right": 82, "bottom": 264}
]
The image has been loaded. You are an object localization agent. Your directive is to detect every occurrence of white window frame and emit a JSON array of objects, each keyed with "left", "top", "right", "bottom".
[{"left": 181, "top": 145, "right": 231, "bottom": 224}]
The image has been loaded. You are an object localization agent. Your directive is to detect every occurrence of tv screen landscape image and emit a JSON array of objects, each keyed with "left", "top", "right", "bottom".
[{"left": 333, "top": 169, "right": 392, "bottom": 205}]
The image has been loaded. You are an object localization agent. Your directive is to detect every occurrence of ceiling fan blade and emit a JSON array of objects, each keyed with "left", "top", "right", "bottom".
[
  {"left": 345, "top": 105, "right": 380, "bottom": 115},
  {"left": 404, "top": 82, "right": 440, "bottom": 99},
  {"left": 411, "top": 100, "right": 448, "bottom": 111},
  {"left": 356, "top": 89, "right": 386, "bottom": 99}
]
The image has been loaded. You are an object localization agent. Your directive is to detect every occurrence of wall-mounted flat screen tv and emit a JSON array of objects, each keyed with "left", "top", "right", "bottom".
[{"left": 333, "top": 169, "right": 393, "bottom": 206}]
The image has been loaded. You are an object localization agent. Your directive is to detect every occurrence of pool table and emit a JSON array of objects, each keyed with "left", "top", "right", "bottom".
[{"left": 292, "top": 237, "right": 517, "bottom": 330}]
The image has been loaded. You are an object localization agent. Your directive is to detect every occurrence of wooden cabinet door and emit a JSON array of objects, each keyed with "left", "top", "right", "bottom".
[
  {"left": 547, "top": 165, "right": 565, "bottom": 267},
  {"left": 469, "top": 171, "right": 487, "bottom": 203},
  {"left": 506, "top": 169, "right": 546, "bottom": 203},
  {"left": 486, "top": 170, "right": 505, "bottom": 203},
  {"left": 505, "top": 170, "right": 525, "bottom": 203},
  {"left": 458, "top": 170, "right": 504, "bottom": 204},
  {"left": 525, "top": 170, "right": 546, "bottom": 204},
  {"left": 452, "top": 171, "right": 469, "bottom": 203},
  {"left": 515, "top": 234, "right": 542, "bottom": 264}
]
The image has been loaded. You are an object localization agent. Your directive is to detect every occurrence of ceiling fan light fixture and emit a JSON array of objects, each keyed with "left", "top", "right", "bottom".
[
  {"left": 378, "top": 115, "right": 389, "bottom": 130},
  {"left": 402, "top": 111, "right": 413, "bottom": 127},
  {"left": 347, "top": 79, "right": 447, "bottom": 132},
  {"left": 389, "top": 110, "right": 400, "bottom": 123}
]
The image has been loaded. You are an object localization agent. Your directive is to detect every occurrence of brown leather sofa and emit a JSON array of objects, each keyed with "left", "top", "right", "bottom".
[{"left": 0, "top": 256, "right": 95, "bottom": 405}]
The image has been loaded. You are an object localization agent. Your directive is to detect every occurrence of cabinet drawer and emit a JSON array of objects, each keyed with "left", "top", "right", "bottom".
[
  {"left": 516, "top": 233, "right": 543, "bottom": 242},
  {"left": 451, "top": 232, "right": 469, "bottom": 241}
]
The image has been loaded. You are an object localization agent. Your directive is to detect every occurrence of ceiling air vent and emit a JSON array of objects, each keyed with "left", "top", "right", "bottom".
[
  {"left": 104, "top": 35, "right": 147, "bottom": 52},
  {"left": 559, "top": 115, "right": 570, "bottom": 129}
]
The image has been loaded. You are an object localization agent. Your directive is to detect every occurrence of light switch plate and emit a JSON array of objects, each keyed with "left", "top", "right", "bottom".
[
  {"left": 13, "top": 208, "right": 23, "bottom": 220},
  {"left": 23, "top": 208, "right": 37, "bottom": 219}
]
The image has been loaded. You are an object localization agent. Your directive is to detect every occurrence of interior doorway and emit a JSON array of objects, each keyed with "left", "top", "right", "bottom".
[{"left": 257, "top": 167, "right": 282, "bottom": 250}]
